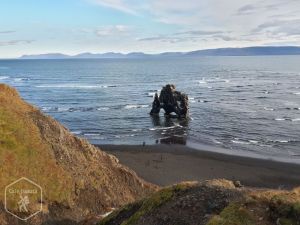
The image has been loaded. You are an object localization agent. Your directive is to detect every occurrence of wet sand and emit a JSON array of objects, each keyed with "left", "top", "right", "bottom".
[{"left": 98, "top": 144, "right": 300, "bottom": 189}]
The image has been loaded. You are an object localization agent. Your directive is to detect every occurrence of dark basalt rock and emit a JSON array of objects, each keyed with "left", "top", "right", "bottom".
[{"left": 150, "top": 84, "right": 189, "bottom": 118}]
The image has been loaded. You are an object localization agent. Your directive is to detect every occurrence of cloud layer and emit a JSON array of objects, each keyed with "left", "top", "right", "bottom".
[
  {"left": 90, "top": 0, "right": 300, "bottom": 48},
  {"left": 0, "top": 40, "right": 34, "bottom": 46},
  {"left": 1, "top": 0, "right": 300, "bottom": 57}
]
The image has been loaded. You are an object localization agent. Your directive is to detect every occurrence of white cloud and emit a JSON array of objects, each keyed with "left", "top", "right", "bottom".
[
  {"left": 89, "top": 0, "right": 138, "bottom": 14},
  {"left": 95, "top": 25, "right": 131, "bottom": 36},
  {"left": 0, "top": 30, "right": 16, "bottom": 34},
  {"left": 86, "top": 0, "right": 300, "bottom": 49},
  {"left": 0, "top": 40, "right": 34, "bottom": 46},
  {"left": 137, "top": 30, "right": 236, "bottom": 43},
  {"left": 253, "top": 19, "right": 300, "bottom": 36}
]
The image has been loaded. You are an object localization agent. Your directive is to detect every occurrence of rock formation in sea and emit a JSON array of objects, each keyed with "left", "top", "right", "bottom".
[
  {"left": 150, "top": 84, "right": 189, "bottom": 118},
  {"left": 0, "top": 84, "right": 156, "bottom": 225}
]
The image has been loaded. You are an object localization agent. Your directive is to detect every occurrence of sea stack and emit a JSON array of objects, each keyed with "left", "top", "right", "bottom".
[{"left": 150, "top": 84, "right": 189, "bottom": 118}]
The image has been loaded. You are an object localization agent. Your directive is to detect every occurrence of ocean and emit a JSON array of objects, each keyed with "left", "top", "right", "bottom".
[{"left": 0, "top": 56, "right": 299, "bottom": 161}]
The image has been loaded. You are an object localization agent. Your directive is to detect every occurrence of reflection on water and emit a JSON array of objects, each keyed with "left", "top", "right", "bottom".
[{"left": 150, "top": 115, "right": 190, "bottom": 145}]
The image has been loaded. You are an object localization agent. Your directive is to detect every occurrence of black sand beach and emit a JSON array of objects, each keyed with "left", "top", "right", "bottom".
[{"left": 99, "top": 144, "right": 300, "bottom": 189}]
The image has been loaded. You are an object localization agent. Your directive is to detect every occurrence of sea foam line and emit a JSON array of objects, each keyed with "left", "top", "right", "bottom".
[
  {"left": 124, "top": 104, "right": 149, "bottom": 109},
  {"left": 0, "top": 76, "right": 9, "bottom": 80},
  {"left": 36, "top": 84, "right": 116, "bottom": 89}
]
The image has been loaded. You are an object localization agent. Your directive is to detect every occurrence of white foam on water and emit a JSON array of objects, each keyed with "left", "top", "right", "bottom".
[
  {"left": 0, "top": 76, "right": 9, "bottom": 80},
  {"left": 205, "top": 78, "right": 230, "bottom": 83},
  {"left": 42, "top": 106, "right": 105, "bottom": 112},
  {"left": 124, "top": 104, "right": 149, "bottom": 109},
  {"left": 173, "top": 123, "right": 183, "bottom": 128},
  {"left": 198, "top": 80, "right": 207, "bottom": 84},
  {"left": 36, "top": 84, "right": 114, "bottom": 89},
  {"left": 40, "top": 107, "right": 68, "bottom": 112},
  {"left": 249, "top": 140, "right": 259, "bottom": 144},
  {"left": 41, "top": 106, "right": 53, "bottom": 111},
  {"left": 114, "top": 134, "right": 136, "bottom": 138},
  {"left": 14, "top": 78, "right": 29, "bottom": 82},
  {"left": 198, "top": 78, "right": 229, "bottom": 84},
  {"left": 57, "top": 107, "right": 71, "bottom": 112},
  {"left": 212, "top": 139, "right": 222, "bottom": 144},
  {"left": 83, "top": 133, "right": 106, "bottom": 140},
  {"left": 231, "top": 140, "right": 250, "bottom": 145},
  {"left": 71, "top": 131, "right": 82, "bottom": 135},
  {"left": 274, "top": 140, "right": 289, "bottom": 143},
  {"left": 97, "top": 107, "right": 110, "bottom": 111},
  {"left": 292, "top": 118, "right": 300, "bottom": 122},
  {"left": 131, "top": 129, "right": 142, "bottom": 132},
  {"left": 149, "top": 125, "right": 179, "bottom": 131},
  {"left": 84, "top": 133, "right": 100, "bottom": 136},
  {"left": 199, "top": 100, "right": 208, "bottom": 103},
  {"left": 231, "top": 138, "right": 261, "bottom": 145},
  {"left": 275, "top": 118, "right": 286, "bottom": 121},
  {"left": 264, "top": 107, "right": 274, "bottom": 111}
]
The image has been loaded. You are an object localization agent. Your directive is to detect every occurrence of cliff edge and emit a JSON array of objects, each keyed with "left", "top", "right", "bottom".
[{"left": 0, "top": 84, "right": 156, "bottom": 225}]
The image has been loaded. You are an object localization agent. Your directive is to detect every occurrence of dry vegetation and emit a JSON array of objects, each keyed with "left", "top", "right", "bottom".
[
  {"left": 0, "top": 84, "right": 156, "bottom": 225},
  {"left": 99, "top": 180, "right": 300, "bottom": 225}
]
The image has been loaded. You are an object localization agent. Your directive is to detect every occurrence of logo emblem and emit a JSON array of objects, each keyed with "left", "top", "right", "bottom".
[{"left": 5, "top": 177, "right": 42, "bottom": 220}]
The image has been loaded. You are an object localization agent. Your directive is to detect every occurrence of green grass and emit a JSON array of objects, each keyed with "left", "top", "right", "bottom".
[
  {"left": 207, "top": 203, "right": 255, "bottom": 225},
  {"left": 99, "top": 183, "right": 190, "bottom": 225},
  {"left": 269, "top": 192, "right": 300, "bottom": 225},
  {"left": 0, "top": 87, "right": 73, "bottom": 206}
]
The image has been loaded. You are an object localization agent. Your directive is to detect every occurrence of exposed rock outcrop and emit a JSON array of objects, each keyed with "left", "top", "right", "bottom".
[
  {"left": 150, "top": 84, "right": 189, "bottom": 118},
  {"left": 0, "top": 84, "right": 156, "bottom": 225},
  {"left": 98, "top": 179, "right": 300, "bottom": 225}
]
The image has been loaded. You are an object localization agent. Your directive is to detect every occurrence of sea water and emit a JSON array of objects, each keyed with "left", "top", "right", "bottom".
[{"left": 0, "top": 56, "right": 299, "bottom": 160}]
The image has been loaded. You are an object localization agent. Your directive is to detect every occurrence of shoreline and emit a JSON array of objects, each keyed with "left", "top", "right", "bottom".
[{"left": 98, "top": 144, "right": 300, "bottom": 189}]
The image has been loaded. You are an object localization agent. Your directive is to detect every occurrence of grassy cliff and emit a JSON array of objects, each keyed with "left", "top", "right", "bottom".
[{"left": 0, "top": 84, "right": 156, "bottom": 225}]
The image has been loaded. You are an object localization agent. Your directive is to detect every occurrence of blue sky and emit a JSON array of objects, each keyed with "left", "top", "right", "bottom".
[{"left": 0, "top": 0, "right": 300, "bottom": 57}]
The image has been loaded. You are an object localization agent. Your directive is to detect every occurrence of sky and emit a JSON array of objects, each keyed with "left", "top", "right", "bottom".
[{"left": 0, "top": 0, "right": 300, "bottom": 58}]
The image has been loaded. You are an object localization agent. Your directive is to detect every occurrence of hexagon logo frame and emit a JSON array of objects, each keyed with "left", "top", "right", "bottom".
[{"left": 5, "top": 177, "right": 43, "bottom": 221}]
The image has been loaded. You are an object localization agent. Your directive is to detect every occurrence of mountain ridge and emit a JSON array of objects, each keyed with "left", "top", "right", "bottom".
[{"left": 19, "top": 46, "right": 300, "bottom": 59}]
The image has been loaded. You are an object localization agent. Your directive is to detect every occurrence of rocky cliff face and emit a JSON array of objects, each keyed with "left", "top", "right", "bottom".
[{"left": 0, "top": 84, "right": 156, "bottom": 225}]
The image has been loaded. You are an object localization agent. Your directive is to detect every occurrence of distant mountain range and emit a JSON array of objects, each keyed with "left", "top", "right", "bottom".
[{"left": 19, "top": 46, "right": 300, "bottom": 59}]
